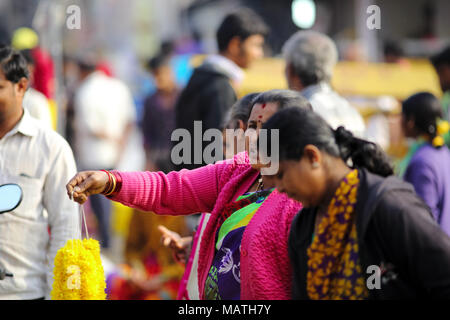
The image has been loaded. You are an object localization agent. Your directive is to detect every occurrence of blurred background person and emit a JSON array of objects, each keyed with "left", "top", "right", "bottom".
[
  {"left": 282, "top": 30, "right": 366, "bottom": 138},
  {"left": 20, "top": 49, "right": 52, "bottom": 129},
  {"left": 61, "top": 54, "right": 81, "bottom": 149},
  {"left": 398, "top": 92, "right": 450, "bottom": 236},
  {"left": 383, "top": 40, "right": 410, "bottom": 66},
  {"left": 11, "top": 27, "right": 54, "bottom": 100},
  {"left": 431, "top": 46, "right": 450, "bottom": 125},
  {"left": 222, "top": 92, "right": 260, "bottom": 158},
  {"left": 174, "top": 8, "right": 268, "bottom": 170},
  {"left": 73, "top": 54, "right": 136, "bottom": 250},
  {"left": 141, "top": 51, "right": 179, "bottom": 173},
  {"left": 106, "top": 211, "right": 189, "bottom": 300}
]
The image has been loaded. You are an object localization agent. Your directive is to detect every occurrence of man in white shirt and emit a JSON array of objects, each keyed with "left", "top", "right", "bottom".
[
  {"left": 73, "top": 57, "right": 136, "bottom": 249},
  {"left": 0, "top": 47, "right": 79, "bottom": 299},
  {"left": 283, "top": 30, "right": 366, "bottom": 138}
]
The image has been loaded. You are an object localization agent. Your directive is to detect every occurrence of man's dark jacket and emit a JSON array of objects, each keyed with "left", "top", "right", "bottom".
[
  {"left": 289, "top": 168, "right": 450, "bottom": 299},
  {"left": 173, "top": 62, "right": 237, "bottom": 171}
]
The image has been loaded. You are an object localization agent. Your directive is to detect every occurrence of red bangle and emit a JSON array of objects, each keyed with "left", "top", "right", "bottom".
[
  {"left": 107, "top": 171, "right": 122, "bottom": 197},
  {"left": 100, "top": 170, "right": 113, "bottom": 195}
]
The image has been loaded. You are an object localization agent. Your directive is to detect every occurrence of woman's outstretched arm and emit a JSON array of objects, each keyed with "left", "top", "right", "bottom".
[{"left": 67, "top": 158, "right": 235, "bottom": 216}]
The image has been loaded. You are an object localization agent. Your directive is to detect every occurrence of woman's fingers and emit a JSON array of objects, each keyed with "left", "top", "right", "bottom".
[
  {"left": 66, "top": 172, "right": 88, "bottom": 199},
  {"left": 74, "top": 174, "right": 96, "bottom": 194},
  {"left": 73, "top": 192, "right": 88, "bottom": 204},
  {"left": 66, "top": 171, "right": 109, "bottom": 204}
]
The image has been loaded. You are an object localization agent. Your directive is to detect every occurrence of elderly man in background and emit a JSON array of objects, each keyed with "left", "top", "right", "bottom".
[{"left": 282, "top": 30, "right": 366, "bottom": 138}]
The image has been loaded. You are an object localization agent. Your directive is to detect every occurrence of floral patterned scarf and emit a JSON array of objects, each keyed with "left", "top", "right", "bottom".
[{"left": 306, "top": 169, "right": 368, "bottom": 300}]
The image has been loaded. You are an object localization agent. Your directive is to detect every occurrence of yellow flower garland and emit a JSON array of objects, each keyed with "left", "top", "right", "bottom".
[
  {"left": 51, "top": 239, "right": 106, "bottom": 300},
  {"left": 433, "top": 119, "right": 450, "bottom": 147}
]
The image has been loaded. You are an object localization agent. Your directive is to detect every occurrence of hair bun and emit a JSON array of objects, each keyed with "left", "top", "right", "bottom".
[{"left": 334, "top": 126, "right": 354, "bottom": 145}]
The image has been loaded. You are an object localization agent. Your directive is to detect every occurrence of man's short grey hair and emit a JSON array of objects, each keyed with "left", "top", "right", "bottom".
[{"left": 282, "top": 30, "right": 338, "bottom": 86}]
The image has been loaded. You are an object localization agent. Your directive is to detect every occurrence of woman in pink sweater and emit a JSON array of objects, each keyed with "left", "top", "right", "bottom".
[{"left": 67, "top": 90, "right": 311, "bottom": 300}]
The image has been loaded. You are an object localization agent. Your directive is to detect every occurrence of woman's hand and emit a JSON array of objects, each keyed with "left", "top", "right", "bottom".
[
  {"left": 158, "top": 225, "right": 192, "bottom": 264},
  {"left": 66, "top": 171, "right": 109, "bottom": 204}
]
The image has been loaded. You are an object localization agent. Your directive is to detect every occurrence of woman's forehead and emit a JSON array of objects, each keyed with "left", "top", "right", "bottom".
[{"left": 249, "top": 102, "right": 278, "bottom": 119}]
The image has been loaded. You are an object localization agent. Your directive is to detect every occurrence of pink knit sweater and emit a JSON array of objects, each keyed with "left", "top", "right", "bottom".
[{"left": 110, "top": 152, "right": 302, "bottom": 299}]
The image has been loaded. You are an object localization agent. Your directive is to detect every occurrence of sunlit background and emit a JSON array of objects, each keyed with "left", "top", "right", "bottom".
[{"left": 1, "top": 0, "right": 449, "bottom": 299}]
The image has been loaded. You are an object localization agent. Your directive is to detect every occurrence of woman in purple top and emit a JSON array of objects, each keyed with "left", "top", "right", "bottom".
[{"left": 400, "top": 92, "right": 450, "bottom": 236}]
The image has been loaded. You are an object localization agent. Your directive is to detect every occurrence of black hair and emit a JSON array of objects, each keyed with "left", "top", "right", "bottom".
[
  {"left": 20, "top": 49, "right": 34, "bottom": 65},
  {"left": 430, "top": 46, "right": 450, "bottom": 69},
  {"left": 76, "top": 52, "right": 97, "bottom": 73},
  {"left": 77, "top": 60, "right": 96, "bottom": 72},
  {"left": 383, "top": 40, "right": 404, "bottom": 57},
  {"left": 252, "top": 89, "right": 312, "bottom": 111},
  {"left": 263, "top": 107, "right": 394, "bottom": 177},
  {"left": 160, "top": 41, "right": 175, "bottom": 57},
  {"left": 0, "top": 46, "right": 29, "bottom": 83},
  {"left": 147, "top": 53, "right": 171, "bottom": 73},
  {"left": 216, "top": 9, "right": 268, "bottom": 53},
  {"left": 402, "top": 92, "right": 443, "bottom": 145}
]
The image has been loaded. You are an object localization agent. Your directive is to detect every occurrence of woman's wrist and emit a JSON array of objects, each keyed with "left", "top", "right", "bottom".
[
  {"left": 106, "top": 170, "right": 123, "bottom": 197},
  {"left": 100, "top": 170, "right": 118, "bottom": 196}
]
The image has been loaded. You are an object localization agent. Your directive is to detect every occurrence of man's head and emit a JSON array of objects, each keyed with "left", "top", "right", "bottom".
[
  {"left": 431, "top": 46, "right": 450, "bottom": 93},
  {"left": 76, "top": 53, "right": 97, "bottom": 81},
  {"left": 20, "top": 49, "right": 35, "bottom": 85},
  {"left": 0, "top": 46, "right": 29, "bottom": 122},
  {"left": 282, "top": 30, "right": 338, "bottom": 91},
  {"left": 216, "top": 9, "right": 268, "bottom": 69},
  {"left": 147, "top": 54, "right": 176, "bottom": 93},
  {"left": 383, "top": 41, "right": 404, "bottom": 64}
]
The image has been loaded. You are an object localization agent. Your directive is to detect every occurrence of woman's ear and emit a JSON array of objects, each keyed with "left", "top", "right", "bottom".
[{"left": 303, "top": 144, "right": 322, "bottom": 169}]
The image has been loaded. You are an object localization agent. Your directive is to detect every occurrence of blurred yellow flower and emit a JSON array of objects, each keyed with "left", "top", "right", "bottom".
[{"left": 437, "top": 120, "right": 449, "bottom": 136}]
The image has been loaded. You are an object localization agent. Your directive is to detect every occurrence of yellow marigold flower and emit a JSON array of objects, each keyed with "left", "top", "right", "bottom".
[
  {"left": 437, "top": 120, "right": 450, "bottom": 136},
  {"left": 343, "top": 264, "right": 354, "bottom": 277},
  {"left": 51, "top": 239, "right": 106, "bottom": 300},
  {"left": 432, "top": 135, "right": 445, "bottom": 147}
]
